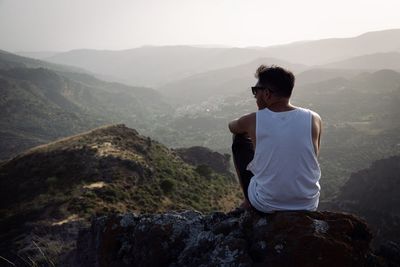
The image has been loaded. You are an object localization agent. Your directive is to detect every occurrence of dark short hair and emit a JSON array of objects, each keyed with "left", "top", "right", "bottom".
[{"left": 255, "top": 65, "right": 295, "bottom": 98}]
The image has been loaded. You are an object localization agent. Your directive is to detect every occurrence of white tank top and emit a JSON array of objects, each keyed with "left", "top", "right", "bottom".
[{"left": 247, "top": 107, "right": 321, "bottom": 212}]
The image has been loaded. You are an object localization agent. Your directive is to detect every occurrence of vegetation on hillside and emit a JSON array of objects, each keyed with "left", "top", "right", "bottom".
[
  {"left": 0, "top": 124, "right": 241, "bottom": 264},
  {"left": 0, "top": 65, "right": 171, "bottom": 160},
  {"left": 328, "top": 156, "right": 400, "bottom": 247}
]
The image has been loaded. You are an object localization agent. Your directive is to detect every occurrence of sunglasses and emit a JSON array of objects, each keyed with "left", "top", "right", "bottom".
[{"left": 251, "top": 86, "right": 274, "bottom": 96}]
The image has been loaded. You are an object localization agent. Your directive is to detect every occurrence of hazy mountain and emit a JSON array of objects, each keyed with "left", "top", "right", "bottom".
[
  {"left": 159, "top": 57, "right": 307, "bottom": 106},
  {"left": 0, "top": 49, "right": 85, "bottom": 73},
  {"left": 16, "top": 51, "right": 60, "bottom": 59},
  {"left": 42, "top": 29, "right": 400, "bottom": 88},
  {"left": 44, "top": 46, "right": 267, "bottom": 87},
  {"left": 0, "top": 124, "right": 240, "bottom": 264},
  {"left": 0, "top": 51, "right": 172, "bottom": 160},
  {"left": 295, "top": 68, "right": 363, "bottom": 86},
  {"left": 320, "top": 52, "right": 400, "bottom": 70},
  {"left": 294, "top": 69, "right": 400, "bottom": 123},
  {"left": 260, "top": 29, "right": 400, "bottom": 65}
]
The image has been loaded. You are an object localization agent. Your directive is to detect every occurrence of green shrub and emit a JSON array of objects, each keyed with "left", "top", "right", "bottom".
[
  {"left": 160, "top": 178, "right": 175, "bottom": 194},
  {"left": 46, "top": 176, "right": 58, "bottom": 184},
  {"left": 195, "top": 165, "right": 213, "bottom": 178}
]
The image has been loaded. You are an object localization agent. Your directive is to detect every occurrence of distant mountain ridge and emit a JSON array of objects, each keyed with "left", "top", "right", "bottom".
[
  {"left": 320, "top": 52, "right": 400, "bottom": 70},
  {"left": 42, "top": 29, "right": 400, "bottom": 87},
  {"left": 44, "top": 46, "right": 268, "bottom": 87},
  {"left": 159, "top": 57, "right": 306, "bottom": 105},
  {"left": 260, "top": 29, "right": 400, "bottom": 65},
  {"left": 0, "top": 49, "right": 85, "bottom": 73},
  {"left": 16, "top": 51, "right": 60, "bottom": 59}
]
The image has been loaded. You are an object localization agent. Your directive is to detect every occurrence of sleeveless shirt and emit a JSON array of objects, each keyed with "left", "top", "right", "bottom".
[{"left": 247, "top": 107, "right": 321, "bottom": 212}]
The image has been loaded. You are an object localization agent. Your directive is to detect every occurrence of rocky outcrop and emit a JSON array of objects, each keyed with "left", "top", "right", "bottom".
[{"left": 75, "top": 209, "right": 385, "bottom": 267}]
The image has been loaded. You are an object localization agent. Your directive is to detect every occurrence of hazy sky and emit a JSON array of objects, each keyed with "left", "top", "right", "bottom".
[{"left": 1, "top": 0, "right": 400, "bottom": 52}]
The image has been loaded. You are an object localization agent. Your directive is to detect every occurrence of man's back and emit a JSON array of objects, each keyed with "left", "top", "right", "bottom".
[
  {"left": 229, "top": 64, "right": 322, "bottom": 212},
  {"left": 247, "top": 107, "right": 321, "bottom": 212}
]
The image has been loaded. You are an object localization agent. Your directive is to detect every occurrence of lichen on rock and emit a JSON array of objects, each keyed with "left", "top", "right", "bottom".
[{"left": 73, "top": 209, "right": 389, "bottom": 266}]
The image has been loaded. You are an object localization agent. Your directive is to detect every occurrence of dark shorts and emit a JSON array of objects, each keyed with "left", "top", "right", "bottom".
[{"left": 231, "top": 134, "right": 255, "bottom": 201}]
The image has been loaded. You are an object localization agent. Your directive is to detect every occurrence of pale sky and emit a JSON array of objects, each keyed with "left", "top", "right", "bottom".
[{"left": 1, "top": 0, "right": 400, "bottom": 52}]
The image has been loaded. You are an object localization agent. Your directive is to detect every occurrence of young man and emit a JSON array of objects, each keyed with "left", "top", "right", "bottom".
[{"left": 229, "top": 65, "right": 322, "bottom": 212}]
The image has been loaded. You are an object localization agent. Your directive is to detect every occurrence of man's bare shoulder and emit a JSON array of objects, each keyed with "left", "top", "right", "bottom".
[
  {"left": 309, "top": 110, "right": 322, "bottom": 123},
  {"left": 228, "top": 112, "right": 256, "bottom": 134},
  {"left": 237, "top": 112, "right": 256, "bottom": 129},
  {"left": 240, "top": 112, "right": 256, "bottom": 121}
]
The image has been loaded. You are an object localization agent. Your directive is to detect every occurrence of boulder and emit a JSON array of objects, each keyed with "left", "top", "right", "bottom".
[{"left": 75, "top": 209, "right": 383, "bottom": 267}]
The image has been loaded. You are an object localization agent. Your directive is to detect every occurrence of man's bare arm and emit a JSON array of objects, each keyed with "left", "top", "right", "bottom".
[
  {"left": 228, "top": 113, "right": 255, "bottom": 135},
  {"left": 311, "top": 112, "right": 322, "bottom": 157},
  {"left": 228, "top": 118, "right": 245, "bottom": 134}
]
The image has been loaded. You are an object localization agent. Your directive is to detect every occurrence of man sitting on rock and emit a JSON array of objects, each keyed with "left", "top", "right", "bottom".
[{"left": 229, "top": 65, "right": 322, "bottom": 212}]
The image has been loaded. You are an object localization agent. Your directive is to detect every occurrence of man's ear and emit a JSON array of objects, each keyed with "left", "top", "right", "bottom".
[{"left": 263, "top": 89, "right": 271, "bottom": 100}]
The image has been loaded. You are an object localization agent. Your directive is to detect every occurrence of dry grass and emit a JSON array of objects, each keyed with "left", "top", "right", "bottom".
[
  {"left": 51, "top": 214, "right": 80, "bottom": 226},
  {"left": 83, "top": 181, "right": 106, "bottom": 189}
]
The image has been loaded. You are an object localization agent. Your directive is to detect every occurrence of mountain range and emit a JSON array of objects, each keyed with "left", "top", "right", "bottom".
[{"left": 41, "top": 29, "right": 400, "bottom": 87}]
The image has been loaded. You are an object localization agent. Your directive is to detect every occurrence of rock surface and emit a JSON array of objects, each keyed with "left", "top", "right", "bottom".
[{"left": 74, "top": 209, "right": 385, "bottom": 267}]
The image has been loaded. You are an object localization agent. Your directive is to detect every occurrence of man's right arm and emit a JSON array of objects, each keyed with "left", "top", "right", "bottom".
[{"left": 311, "top": 112, "right": 322, "bottom": 157}]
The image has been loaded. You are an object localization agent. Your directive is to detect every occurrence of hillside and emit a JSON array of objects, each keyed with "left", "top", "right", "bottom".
[
  {"left": 0, "top": 49, "right": 85, "bottom": 73},
  {"left": 295, "top": 68, "right": 363, "bottom": 86},
  {"left": 0, "top": 124, "right": 241, "bottom": 264},
  {"left": 328, "top": 156, "right": 400, "bottom": 247},
  {"left": 320, "top": 52, "right": 400, "bottom": 71},
  {"left": 0, "top": 50, "right": 172, "bottom": 160},
  {"left": 0, "top": 67, "right": 103, "bottom": 160}
]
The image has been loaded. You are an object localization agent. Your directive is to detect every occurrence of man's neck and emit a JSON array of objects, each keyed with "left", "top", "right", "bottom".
[{"left": 266, "top": 99, "right": 295, "bottom": 112}]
